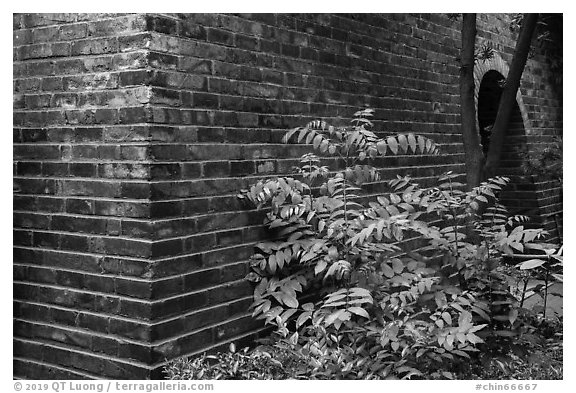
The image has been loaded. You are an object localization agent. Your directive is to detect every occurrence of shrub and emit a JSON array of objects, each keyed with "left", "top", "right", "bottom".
[
  {"left": 237, "top": 109, "right": 560, "bottom": 379},
  {"left": 166, "top": 109, "right": 561, "bottom": 380},
  {"left": 164, "top": 344, "right": 294, "bottom": 380},
  {"left": 520, "top": 135, "right": 562, "bottom": 184}
]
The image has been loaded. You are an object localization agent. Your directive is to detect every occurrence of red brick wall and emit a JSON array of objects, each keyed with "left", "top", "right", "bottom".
[
  {"left": 142, "top": 13, "right": 467, "bottom": 375},
  {"left": 475, "top": 14, "right": 562, "bottom": 239},
  {"left": 13, "top": 13, "right": 562, "bottom": 379},
  {"left": 13, "top": 13, "right": 157, "bottom": 379}
]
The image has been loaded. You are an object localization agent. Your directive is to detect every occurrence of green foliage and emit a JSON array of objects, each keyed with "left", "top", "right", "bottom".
[
  {"left": 163, "top": 344, "right": 293, "bottom": 380},
  {"left": 457, "top": 315, "right": 562, "bottom": 380},
  {"left": 235, "top": 109, "right": 560, "bottom": 379},
  {"left": 510, "top": 14, "right": 563, "bottom": 87},
  {"left": 520, "top": 136, "right": 562, "bottom": 184}
]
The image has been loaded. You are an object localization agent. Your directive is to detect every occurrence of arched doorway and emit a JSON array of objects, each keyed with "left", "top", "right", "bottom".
[{"left": 476, "top": 70, "right": 540, "bottom": 222}]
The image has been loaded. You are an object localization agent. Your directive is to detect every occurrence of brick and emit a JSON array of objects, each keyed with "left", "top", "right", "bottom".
[
  {"left": 53, "top": 269, "right": 84, "bottom": 288},
  {"left": 118, "top": 342, "right": 151, "bottom": 363},
  {"left": 119, "top": 107, "right": 149, "bottom": 124},
  {"left": 77, "top": 313, "right": 108, "bottom": 334},
  {"left": 14, "top": 78, "right": 41, "bottom": 93},
  {"left": 91, "top": 336, "right": 119, "bottom": 356},
  {"left": 32, "top": 26, "right": 60, "bottom": 43},
  {"left": 208, "top": 280, "right": 253, "bottom": 308},
  {"left": 14, "top": 230, "right": 33, "bottom": 246},
  {"left": 71, "top": 37, "right": 119, "bottom": 55},
  {"left": 88, "top": 15, "right": 145, "bottom": 37},
  {"left": 94, "top": 200, "right": 149, "bottom": 218},
  {"left": 121, "top": 220, "right": 153, "bottom": 239},
  {"left": 27, "top": 61, "right": 56, "bottom": 76},
  {"left": 51, "top": 215, "right": 106, "bottom": 234},
  {"left": 16, "top": 162, "right": 42, "bottom": 176},
  {"left": 115, "top": 277, "right": 152, "bottom": 299},
  {"left": 146, "top": 15, "right": 179, "bottom": 35},
  {"left": 18, "top": 43, "right": 71, "bottom": 60},
  {"left": 59, "top": 23, "right": 88, "bottom": 40},
  {"left": 98, "top": 145, "right": 121, "bottom": 161},
  {"left": 41, "top": 76, "right": 64, "bottom": 91},
  {"left": 99, "top": 163, "right": 149, "bottom": 179},
  {"left": 121, "top": 182, "right": 150, "bottom": 199},
  {"left": 118, "top": 33, "right": 151, "bottom": 53},
  {"left": 235, "top": 34, "right": 258, "bottom": 50},
  {"left": 151, "top": 238, "right": 183, "bottom": 258},
  {"left": 213, "top": 315, "right": 260, "bottom": 341},
  {"left": 196, "top": 127, "right": 225, "bottom": 142},
  {"left": 230, "top": 160, "right": 255, "bottom": 176},
  {"left": 148, "top": 52, "right": 179, "bottom": 70},
  {"left": 12, "top": 12, "right": 564, "bottom": 381},
  {"left": 216, "top": 230, "right": 243, "bottom": 247},
  {"left": 151, "top": 328, "right": 212, "bottom": 362},
  {"left": 207, "top": 27, "right": 235, "bottom": 46},
  {"left": 180, "top": 21, "right": 207, "bottom": 40},
  {"left": 60, "top": 233, "right": 90, "bottom": 252}
]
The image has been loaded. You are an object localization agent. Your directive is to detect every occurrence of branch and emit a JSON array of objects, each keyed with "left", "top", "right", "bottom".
[
  {"left": 483, "top": 14, "right": 539, "bottom": 179},
  {"left": 459, "top": 13, "right": 485, "bottom": 188}
]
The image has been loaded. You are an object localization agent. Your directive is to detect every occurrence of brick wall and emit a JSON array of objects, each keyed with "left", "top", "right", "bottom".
[
  {"left": 13, "top": 13, "right": 562, "bottom": 379},
  {"left": 13, "top": 13, "right": 159, "bottom": 379},
  {"left": 475, "top": 14, "right": 563, "bottom": 239}
]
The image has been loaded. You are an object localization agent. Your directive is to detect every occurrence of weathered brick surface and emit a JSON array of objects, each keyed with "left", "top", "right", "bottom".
[
  {"left": 475, "top": 14, "right": 563, "bottom": 240},
  {"left": 14, "top": 13, "right": 562, "bottom": 379},
  {"left": 13, "top": 12, "right": 157, "bottom": 379}
]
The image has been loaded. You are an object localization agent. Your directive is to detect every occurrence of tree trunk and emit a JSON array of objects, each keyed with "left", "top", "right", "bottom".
[
  {"left": 459, "top": 13, "right": 485, "bottom": 188},
  {"left": 483, "top": 14, "right": 539, "bottom": 179}
]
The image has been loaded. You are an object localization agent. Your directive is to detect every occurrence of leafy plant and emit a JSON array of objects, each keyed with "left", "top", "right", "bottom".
[
  {"left": 520, "top": 136, "right": 562, "bottom": 184},
  {"left": 237, "top": 109, "right": 556, "bottom": 379},
  {"left": 164, "top": 344, "right": 292, "bottom": 380},
  {"left": 515, "top": 245, "right": 563, "bottom": 318}
]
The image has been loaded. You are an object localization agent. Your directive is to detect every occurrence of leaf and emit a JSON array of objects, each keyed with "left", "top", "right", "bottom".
[
  {"left": 471, "top": 306, "right": 490, "bottom": 321},
  {"left": 296, "top": 311, "right": 312, "bottom": 327},
  {"left": 391, "top": 259, "right": 404, "bottom": 274},
  {"left": 297, "top": 127, "right": 308, "bottom": 143},
  {"left": 325, "top": 310, "right": 348, "bottom": 327},
  {"left": 458, "top": 310, "right": 472, "bottom": 328},
  {"left": 315, "top": 260, "right": 327, "bottom": 275},
  {"left": 466, "top": 332, "right": 484, "bottom": 344},
  {"left": 349, "top": 287, "right": 372, "bottom": 298},
  {"left": 387, "top": 136, "right": 399, "bottom": 154},
  {"left": 381, "top": 263, "right": 395, "bottom": 278},
  {"left": 441, "top": 312, "right": 452, "bottom": 325},
  {"left": 468, "top": 324, "right": 487, "bottom": 333},
  {"left": 417, "top": 135, "right": 426, "bottom": 153},
  {"left": 268, "top": 254, "right": 277, "bottom": 273},
  {"left": 376, "top": 140, "right": 387, "bottom": 155},
  {"left": 445, "top": 334, "right": 454, "bottom": 349},
  {"left": 519, "top": 259, "right": 546, "bottom": 270},
  {"left": 407, "top": 133, "right": 417, "bottom": 153},
  {"left": 281, "top": 293, "right": 299, "bottom": 308},
  {"left": 398, "top": 134, "right": 408, "bottom": 153},
  {"left": 312, "top": 134, "right": 323, "bottom": 150},
  {"left": 348, "top": 307, "right": 370, "bottom": 318},
  {"left": 283, "top": 127, "right": 299, "bottom": 143},
  {"left": 281, "top": 308, "right": 298, "bottom": 322}
]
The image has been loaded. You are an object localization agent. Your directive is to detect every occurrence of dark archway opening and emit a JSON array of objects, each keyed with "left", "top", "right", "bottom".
[{"left": 477, "top": 71, "right": 540, "bottom": 222}]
